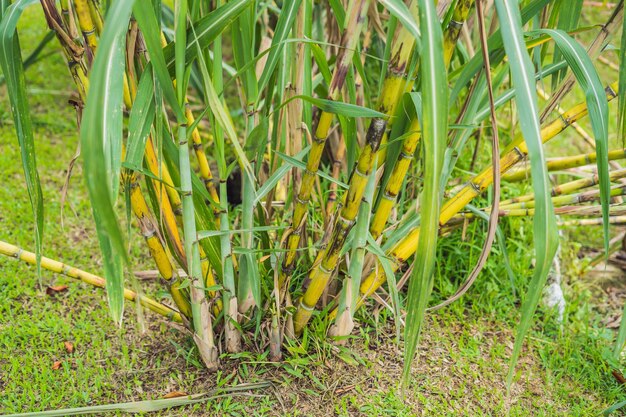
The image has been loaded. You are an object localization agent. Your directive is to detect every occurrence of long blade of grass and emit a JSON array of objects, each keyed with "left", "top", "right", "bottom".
[
  {"left": 619, "top": 10, "right": 626, "bottom": 143},
  {"left": 402, "top": 0, "right": 448, "bottom": 388},
  {"left": 2, "top": 382, "right": 271, "bottom": 416},
  {"left": 80, "top": 0, "right": 136, "bottom": 323},
  {"left": 0, "top": 0, "right": 43, "bottom": 278},
  {"left": 256, "top": 0, "right": 302, "bottom": 99},
  {"left": 494, "top": 0, "right": 560, "bottom": 390},
  {"left": 163, "top": 0, "right": 253, "bottom": 73},
  {"left": 378, "top": 0, "right": 421, "bottom": 46},
  {"left": 276, "top": 95, "right": 386, "bottom": 118},
  {"left": 132, "top": 2, "right": 184, "bottom": 121},
  {"left": 125, "top": 66, "right": 156, "bottom": 167},
  {"left": 533, "top": 29, "right": 610, "bottom": 253}
]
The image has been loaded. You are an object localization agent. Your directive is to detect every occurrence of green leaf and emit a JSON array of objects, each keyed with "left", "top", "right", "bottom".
[
  {"left": 619, "top": 7, "right": 626, "bottom": 143},
  {"left": 402, "top": 0, "right": 448, "bottom": 387},
  {"left": 533, "top": 29, "right": 610, "bottom": 253},
  {"left": 0, "top": 0, "right": 44, "bottom": 278},
  {"left": 80, "top": 0, "right": 136, "bottom": 324},
  {"left": 256, "top": 0, "right": 302, "bottom": 99},
  {"left": 450, "top": 0, "right": 552, "bottom": 102},
  {"left": 613, "top": 301, "right": 626, "bottom": 358},
  {"left": 125, "top": 66, "right": 156, "bottom": 167},
  {"left": 163, "top": 0, "right": 253, "bottom": 73},
  {"left": 494, "top": 0, "right": 560, "bottom": 390},
  {"left": 278, "top": 95, "right": 387, "bottom": 118},
  {"left": 133, "top": 1, "right": 184, "bottom": 121},
  {"left": 1, "top": 382, "right": 271, "bottom": 416},
  {"left": 378, "top": 0, "right": 421, "bottom": 47}
]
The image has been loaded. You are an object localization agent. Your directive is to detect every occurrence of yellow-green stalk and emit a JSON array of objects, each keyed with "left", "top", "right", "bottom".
[
  {"left": 330, "top": 83, "right": 619, "bottom": 318},
  {"left": 374, "top": 7, "right": 419, "bottom": 165},
  {"left": 0, "top": 241, "right": 182, "bottom": 322},
  {"left": 281, "top": 0, "right": 370, "bottom": 281},
  {"left": 125, "top": 172, "right": 192, "bottom": 318},
  {"left": 448, "top": 185, "right": 626, "bottom": 223},
  {"left": 499, "top": 168, "right": 626, "bottom": 207},
  {"left": 503, "top": 148, "right": 626, "bottom": 182},
  {"left": 370, "top": 0, "right": 475, "bottom": 239},
  {"left": 293, "top": 119, "right": 386, "bottom": 332},
  {"left": 73, "top": 0, "right": 98, "bottom": 54}
]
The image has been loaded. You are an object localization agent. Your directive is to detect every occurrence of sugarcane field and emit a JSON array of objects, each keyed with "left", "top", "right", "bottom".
[{"left": 5, "top": 0, "right": 626, "bottom": 415}]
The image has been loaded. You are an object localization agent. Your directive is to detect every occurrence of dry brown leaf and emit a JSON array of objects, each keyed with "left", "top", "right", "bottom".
[
  {"left": 51, "top": 361, "right": 62, "bottom": 370},
  {"left": 64, "top": 341, "right": 74, "bottom": 353},
  {"left": 163, "top": 391, "right": 188, "bottom": 399},
  {"left": 46, "top": 285, "right": 68, "bottom": 296}
]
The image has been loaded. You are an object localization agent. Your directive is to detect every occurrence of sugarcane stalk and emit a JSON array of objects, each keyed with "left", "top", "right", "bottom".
[
  {"left": 488, "top": 202, "right": 626, "bottom": 218},
  {"left": 560, "top": 216, "right": 626, "bottom": 226},
  {"left": 443, "top": 0, "right": 475, "bottom": 66},
  {"left": 293, "top": 118, "right": 386, "bottom": 333},
  {"left": 125, "top": 172, "right": 192, "bottom": 318},
  {"left": 330, "top": 82, "right": 619, "bottom": 318},
  {"left": 86, "top": 0, "right": 103, "bottom": 36},
  {"left": 449, "top": 185, "right": 626, "bottom": 223},
  {"left": 503, "top": 148, "right": 626, "bottom": 182},
  {"left": 174, "top": 0, "right": 218, "bottom": 369},
  {"left": 0, "top": 241, "right": 182, "bottom": 322},
  {"left": 72, "top": 0, "right": 98, "bottom": 53},
  {"left": 497, "top": 185, "right": 626, "bottom": 211},
  {"left": 370, "top": 0, "right": 474, "bottom": 239},
  {"left": 328, "top": 164, "right": 377, "bottom": 337},
  {"left": 281, "top": 0, "right": 370, "bottom": 280},
  {"left": 210, "top": 2, "right": 240, "bottom": 352},
  {"left": 499, "top": 168, "right": 626, "bottom": 207},
  {"left": 370, "top": 117, "right": 421, "bottom": 238},
  {"left": 186, "top": 105, "right": 220, "bottom": 204},
  {"left": 374, "top": 7, "right": 419, "bottom": 165}
]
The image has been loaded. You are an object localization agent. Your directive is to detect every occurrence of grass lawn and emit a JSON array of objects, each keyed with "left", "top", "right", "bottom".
[{"left": 1, "top": 6, "right": 626, "bottom": 417}]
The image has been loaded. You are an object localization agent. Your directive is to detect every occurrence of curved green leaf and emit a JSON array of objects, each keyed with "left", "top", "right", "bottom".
[
  {"left": 256, "top": 0, "right": 302, "bottom": 100},
  {"left": 80, "top": 0, "right": 136, "bottom": 324},
  {"left": 533, "top": 29, "right": 610, "bottom": 253},
  {"left": 494, "top": 0, "right": 560, "bottom": 390},
  {"left": 402, "top": 0, "right": 448, "bottom": 387},
  {"left": 0, "top": 0, "right": 43, "bottom": 278}
]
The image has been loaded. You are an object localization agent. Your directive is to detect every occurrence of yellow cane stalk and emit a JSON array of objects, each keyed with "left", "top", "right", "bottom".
[
  {"left": 281, "top": 0, "right": 370, "bottom": 278},
  {"left": 503, "top": 148, "right": 626, "bottom": 181},
  {"left": 125, "top": 173, "right": 192, "bottom": 318},
  {"left": 374, "top": 16, "right": 419, "bottom": 165},
  {"left": 0, "top": 241, "right": 182, "bottom": 322},
  {"left": 69, "top": 3, "right": 218, "bottom": 315},
  {"left": 370, "top": 0, "right": 474, "bottom": 239},
  {"left": 498, "top": 167, "right": 626, "bottom": 207},
  {"left": 448, "top": 185, "right": 626, "bottom": 222},
  {"left": 443, "top": 0, "right": 474, "bottom": 66},
  {"left": 330, "top": 82, "right": 619, "bottom": 318},
  {"left": 72, "top": 0, "right": 98, "bottom": 53},
  {"left": 186, "top": 105, "right": 220, "bottom": 204},
  {"left": 293, "top": 119, "right": 387, "bottom": 332},
  {"left": 370, "top": 117, "right": 421, "bottom": 238}
]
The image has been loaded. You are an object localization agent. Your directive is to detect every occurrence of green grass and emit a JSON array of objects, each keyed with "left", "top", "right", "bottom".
[{"left": 2, "top": 6, "right": 626, "bottom": 417}]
